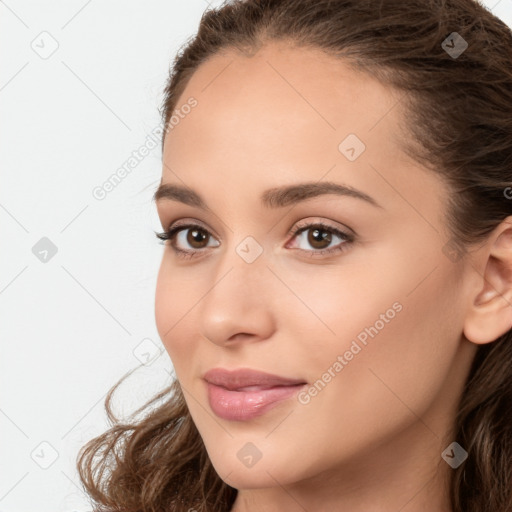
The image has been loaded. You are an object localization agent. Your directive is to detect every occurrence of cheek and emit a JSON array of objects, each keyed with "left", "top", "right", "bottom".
[
  {"left": 272, "top": 259, "right": 407, "bottom": 376},
  {"left": 292, "top": 260, "right": 463, "bottom": 459},
  {"left": 154, "top": 259, "right": 199, "bottom": 368}
]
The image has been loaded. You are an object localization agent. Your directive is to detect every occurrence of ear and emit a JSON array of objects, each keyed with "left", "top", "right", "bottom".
[{"left": 463, "top": 216, "right": 512, "bottom": 344}]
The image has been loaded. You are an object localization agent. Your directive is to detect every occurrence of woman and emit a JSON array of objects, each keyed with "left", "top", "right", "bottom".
[{"left": 77, "top": 0, "right": 512, "bottom": 511}]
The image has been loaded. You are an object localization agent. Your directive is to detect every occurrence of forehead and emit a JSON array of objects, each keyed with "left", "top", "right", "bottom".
[
  {"left": 160, "top": 43, "right": 446, "bottom": 224},
  {"left": 163, "top": 42, "right": 405, "bottom": 162}
]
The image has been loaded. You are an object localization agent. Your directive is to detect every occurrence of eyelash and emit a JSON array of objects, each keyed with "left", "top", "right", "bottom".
[{"left": 155, "top": 221, "right": 354, "bottom": 260}]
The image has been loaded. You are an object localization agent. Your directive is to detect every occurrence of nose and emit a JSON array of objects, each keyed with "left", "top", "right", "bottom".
[{"left": 198, "top": 247, "right": 277, "bottom": 347}]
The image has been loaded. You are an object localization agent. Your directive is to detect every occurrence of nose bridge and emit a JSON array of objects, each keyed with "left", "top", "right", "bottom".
[
  {"left": 197, "top": 233, "right": 277, "bottom": 345},
  {"left": 209, "top": 232, "right": 273, "bottom": 309}
]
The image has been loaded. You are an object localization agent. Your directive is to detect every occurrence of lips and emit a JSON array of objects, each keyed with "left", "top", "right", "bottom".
[
  {"left": 203, "top": 368, "right": 307, "bottom": 421},
  {"left": 203, "top": 367, "right": 307, "bottom": 391}
]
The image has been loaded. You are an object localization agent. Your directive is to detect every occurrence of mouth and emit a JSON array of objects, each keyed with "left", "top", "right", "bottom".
[
  {"left": 203, "top": 367, "right": 307, "bottom": 390},
  {"left": 203, "top": 367, "right": 307, "bottom": 421}
]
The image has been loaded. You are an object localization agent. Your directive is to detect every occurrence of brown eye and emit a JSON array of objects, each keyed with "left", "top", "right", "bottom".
[
  {"left": 288, "top": 222, "right": 353, "bottom": 257},
  {"left": 306, "top": 227, "right": 333, "bottom": 250},
  {"left": 186, "top": 227, "right": 210, "bottom": 249},
  {"left": 155, "top": 220, "right": 354, "bottom": 260},
  {"left": 155, "top": 223, "right": 220, "bottom": 257}
]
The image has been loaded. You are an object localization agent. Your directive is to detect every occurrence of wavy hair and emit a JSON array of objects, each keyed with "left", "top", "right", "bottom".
[{"left": 77, "top": 0, "right": 512, "bottom": 510}]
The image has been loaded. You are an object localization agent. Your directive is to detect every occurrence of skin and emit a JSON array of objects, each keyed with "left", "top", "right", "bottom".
[{"left": 154, "top": 42, "right": 512, "bottom": 512}]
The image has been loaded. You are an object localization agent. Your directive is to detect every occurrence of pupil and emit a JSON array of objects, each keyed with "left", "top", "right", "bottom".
[
  {"left": 309, "top": 228, "right": 331, "bottom": 248},
  {"left": 188, "top": 228, "right": 207, "bottom": 248}
]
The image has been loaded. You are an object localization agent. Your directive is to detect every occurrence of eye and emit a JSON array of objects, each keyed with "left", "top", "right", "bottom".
[
  {"left": 155, "top": 222, "right": 219, "bottom": 259},
  {"left": 154, "top": 219, "right": 354, "bottom": 259},
  {"left": 286, "top": 221, "right": 354, "bottom": 257}
]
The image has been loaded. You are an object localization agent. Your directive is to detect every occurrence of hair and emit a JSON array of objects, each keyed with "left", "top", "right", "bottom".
[{"left": 76, "top": 0, "right": 512, "bottom": 510}]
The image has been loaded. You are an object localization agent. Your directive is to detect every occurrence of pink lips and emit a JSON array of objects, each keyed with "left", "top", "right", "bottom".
[{"left": 203, "top": 368, "right": 307, "bottom": 421}]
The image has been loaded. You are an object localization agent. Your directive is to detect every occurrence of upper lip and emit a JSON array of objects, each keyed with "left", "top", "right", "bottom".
[{"left": 203, "top": 367, "right": 307, "bottom": 391}]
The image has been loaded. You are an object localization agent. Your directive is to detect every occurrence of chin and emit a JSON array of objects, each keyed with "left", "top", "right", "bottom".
[
  {"left": 206, "top": 446, "right": 304, "bottom": 490},
  {"left": 218, "top": 465, "right": 287, "bottom": 490}
]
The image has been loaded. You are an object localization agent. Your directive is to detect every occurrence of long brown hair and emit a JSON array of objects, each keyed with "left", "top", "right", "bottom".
[{"left": 77, "top": 1, "right": 512, "bottom": 510}]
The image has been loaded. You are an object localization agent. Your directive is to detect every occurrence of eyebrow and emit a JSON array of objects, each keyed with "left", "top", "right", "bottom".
[{"left": 153, "top": 180, "right": 383, "bottom": 210}]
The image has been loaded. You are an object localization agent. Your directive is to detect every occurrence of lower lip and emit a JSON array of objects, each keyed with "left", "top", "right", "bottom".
[{"left": 206, "top": 381, "right": 306, "bottom": 421}]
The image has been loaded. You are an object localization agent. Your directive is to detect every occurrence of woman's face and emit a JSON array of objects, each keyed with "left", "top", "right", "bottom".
[{"left": 154, "top": 43, "right": 478, "bottom": 493}]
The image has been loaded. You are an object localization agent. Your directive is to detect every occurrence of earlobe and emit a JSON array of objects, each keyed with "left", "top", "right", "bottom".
[{"left": 463, "top": 217, "right": 512, "bottom": 345}]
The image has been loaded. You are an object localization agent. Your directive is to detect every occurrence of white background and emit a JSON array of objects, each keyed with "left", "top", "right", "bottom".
[{"left": 1, "top": 1, "right": 511, "bottom": 511}]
